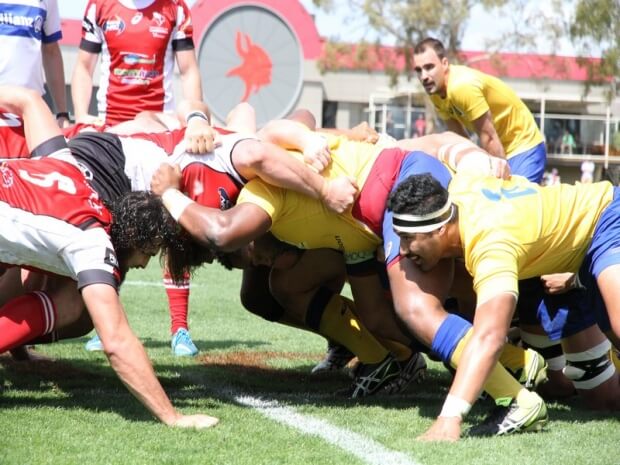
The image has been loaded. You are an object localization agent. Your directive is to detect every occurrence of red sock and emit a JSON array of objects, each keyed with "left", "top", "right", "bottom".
[
  {"left": 0, "top": 292, "right": 56, "bottom": 353},
  {"left": 163, "top": 270, "right": 190, "bottom": 335}
]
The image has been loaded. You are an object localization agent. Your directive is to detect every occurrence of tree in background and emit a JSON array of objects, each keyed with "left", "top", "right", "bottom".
[
  {"left": 570, "top": 0, "right": 619, "bottom": 100},
  {"left": 310, "top": 0, "right": 576, "bottom": 79}
]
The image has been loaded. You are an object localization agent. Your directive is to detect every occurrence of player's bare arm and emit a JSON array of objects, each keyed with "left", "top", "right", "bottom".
[
  {"left": 175, "top": 49, "right": 203, "bottom": 102},
  {"left": 70, "top": 50, "right": 99, "bottom": 123},
  {"left": 444, "top": 118, "right": 469, "bottom": 138},
  {"left": 472, "top": 111, "right": 506, "bottom": 158},
  {"left": 151, "top": 163, "right": 272, "bottom": 251},
  {"left": 81, "top": 282, "right": 218, "bottom": 428},
  {"left": 0, "top": 85, "right": 62, "bottom": 149},
  {"left": 232, "top": 137, "right": 357, "bottom": 214}
]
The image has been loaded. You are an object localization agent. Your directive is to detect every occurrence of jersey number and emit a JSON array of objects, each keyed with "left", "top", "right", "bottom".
[
  {"left": 18, "top": 169, "right": 77, "bottom": 194},
  {"left": 481, "top": 185, "right": 536, "bottom": 202}
]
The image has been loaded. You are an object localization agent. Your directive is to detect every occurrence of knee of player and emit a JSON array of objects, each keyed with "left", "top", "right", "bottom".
[{"left": 472, "top": 326, "right": 507, "bottom": 358}]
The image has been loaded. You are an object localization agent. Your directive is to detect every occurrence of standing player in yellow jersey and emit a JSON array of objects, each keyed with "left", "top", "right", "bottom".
[
  {"left": 390, "top": 172, "right": 620, "bottom": 441},
  {"left": 413, "top": 38, "right": 546, "bottom": 183}
]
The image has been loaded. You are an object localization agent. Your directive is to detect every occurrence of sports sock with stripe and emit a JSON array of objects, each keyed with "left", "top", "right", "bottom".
[{"left": 0, "top": 292, "right": 57, "bottom": 352}]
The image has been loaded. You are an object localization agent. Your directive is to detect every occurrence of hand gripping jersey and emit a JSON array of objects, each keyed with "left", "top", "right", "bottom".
[
  {"left": 80, "top": 0, "right": 195, "bottom": 124},
  {"left": 67, "top": 126, "right": 249, "bottom": 209},
  {"left": 0, "top": 149, "right": 120, "bottom": 290},
  {"left": 237, "top": 134, "right": 384, "bottom": 262}
]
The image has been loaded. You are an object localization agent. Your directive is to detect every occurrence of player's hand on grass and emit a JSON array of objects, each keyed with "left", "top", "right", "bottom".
[
  {"left": 417, "top": 416, "right": 462, "bottom": 442},
  {"left": 320, "top": 176, "right": 358, "bottom": 213},
  {"left": 151, "top": 163, "right": 183, "bottom": 195},
  {"left": 172, "top": 414, "right": 219, "bottom": 429},
  {"left": 185, "top": 117, "right": 219, "bottom": 154}
]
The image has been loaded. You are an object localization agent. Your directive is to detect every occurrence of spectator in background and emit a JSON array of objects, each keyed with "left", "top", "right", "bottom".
[
  {"left": 0, "top": 0, "right": 70, "bottom": 127},
  {"left": 414, "top": 113, "right": 426, "bottom": 137},
  {"left": 581, "top": 159, "right": 595, "bottom": 184},
  {"left": 547, "top": 167, "right": 561, "bottom": 185},
  {"left": 561, "top": 129, "right": 576, "bottom": 155},
  {"left": 413, "top": 37, "right": 546, "bottom": 183},
  {"left": 71, "top": 0, "right": 202, "bottom": 125}
]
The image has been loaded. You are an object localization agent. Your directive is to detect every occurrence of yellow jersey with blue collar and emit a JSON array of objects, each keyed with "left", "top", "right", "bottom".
[
  {"left": 237, "top": 134, "right": 382, "bottom": 262},
  {"left": 430, "top": 65, "right": 543, "bottom": 158},
  {"left": 449, "top": 173, "right": 614, "bottom": 304}
]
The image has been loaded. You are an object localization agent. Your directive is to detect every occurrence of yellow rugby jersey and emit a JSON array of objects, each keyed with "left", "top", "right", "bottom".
[
  {"left": 237, "top": 134, "right": 382, "bottom": 261},
  {"left": 430, "top": 65, "right": 543, "bottom": 158},
  {"left": 449, "top": 173, "right": 614, "bottom": 304}
]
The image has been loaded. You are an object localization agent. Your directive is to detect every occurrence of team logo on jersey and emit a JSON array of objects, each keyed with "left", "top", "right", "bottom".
[
  {"left": 121, "top": 52, "right": 156, "bottom": 65},
  {"left": 0, "top": 12, "right": 42, "bottom": 34},
  {"left": 114, "top": 67, "right": 159, "bottom": 85},
  {"left": 149, "top": 12, "right": 169, "bottom": 38},
  {"left": 0, "top": 163, "right": 14, "bottom": 188},
  {"left": 104, "top": 248, "right": 119, "bottom": 269},
  {"left": 449, "top": 104, "right": 465, "bottom": 118},
  {"left": 32, "top": 15, "right": 43, "bottom": 33},
  {"left": 131, "top": 12, "right": 143, "bottom": 25},
  {"left": 103, "top": 15, "right": 125, "bottom": 35},
  {"left": 226, "top": 32, "right": 272, "bottom": 102},
  {"left": 218, "top": 187, "right": 232, "bottom": 210}
]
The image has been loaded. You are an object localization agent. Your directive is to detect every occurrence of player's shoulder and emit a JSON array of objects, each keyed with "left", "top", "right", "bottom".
[{"left": 448, "top": 65, "right": 483, "bottom": 89}]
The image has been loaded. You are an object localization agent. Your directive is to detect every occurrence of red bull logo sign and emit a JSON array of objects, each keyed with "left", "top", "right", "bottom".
[
  {"left": 226, "top": 32, "right": 273, "bottom": 102},
  {"left": 198, "top": 5, "right": 303, "bottom": 127}
]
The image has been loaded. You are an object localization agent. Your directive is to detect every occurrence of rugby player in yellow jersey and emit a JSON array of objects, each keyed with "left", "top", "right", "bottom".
[
  {"left": 151, "top": 122, "right": 549, "bottom": 418},
  {"left": 390, "top": 172, "right": 620, "bottom": 441},
  {"left": 413, "top": 37, "right": 546, "bottom": 183},
  {"left": 413, "top": 37, "right": 586, "bottom": 399}
]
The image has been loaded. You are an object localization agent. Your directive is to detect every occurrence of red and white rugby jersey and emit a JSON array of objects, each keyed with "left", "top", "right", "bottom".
[
  {"left": 80, "top": 0, "right": 195, "bottom": 125},
  {"left": 0, "top": 155, "right": 120, "bottom": 289},
  {"left": 0, "top": 156, "right": 110, "bottom": 231},
  {"left": 118, "top": 126, "right": 253, "bottom": 195}
]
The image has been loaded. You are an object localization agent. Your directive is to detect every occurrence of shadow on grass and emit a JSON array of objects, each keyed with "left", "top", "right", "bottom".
[{"left": 1, "top": 349, "right": 617, "bottom": 428}]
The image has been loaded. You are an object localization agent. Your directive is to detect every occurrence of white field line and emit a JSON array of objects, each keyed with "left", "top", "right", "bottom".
[
  {"left": 126, "top": 278, "right": 422, "bottom": 465},
  {"left": 235, "top": 395, "right": 421, "bottom": 465}
]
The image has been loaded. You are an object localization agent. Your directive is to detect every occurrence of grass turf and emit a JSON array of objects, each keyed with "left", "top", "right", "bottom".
[{"left": 1, "top": 262, "right": 619, "bottom": 465}]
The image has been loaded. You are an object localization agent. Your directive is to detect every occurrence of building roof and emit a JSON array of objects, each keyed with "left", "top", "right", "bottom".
[{"left": 60, "top": 0, "right": 600, "bottom": 83}]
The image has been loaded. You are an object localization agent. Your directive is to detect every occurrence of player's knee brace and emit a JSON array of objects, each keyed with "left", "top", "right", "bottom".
[
  {"left": 521, "top": 330, "right": 566, "bottom": 371},
  {"left": 563, "top": 339, "right": 616, "bottom": 390}
]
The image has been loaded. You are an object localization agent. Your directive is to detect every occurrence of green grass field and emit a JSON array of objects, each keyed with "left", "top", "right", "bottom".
[{"left": 1, "top": 262, "right": 619, "bottom": 465}]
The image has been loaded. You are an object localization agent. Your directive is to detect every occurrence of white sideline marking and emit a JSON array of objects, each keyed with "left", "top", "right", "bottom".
[{"left": 235, "top": 395, "right": 420, "bottom": 465}]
